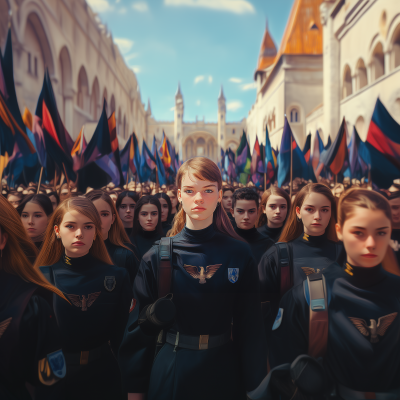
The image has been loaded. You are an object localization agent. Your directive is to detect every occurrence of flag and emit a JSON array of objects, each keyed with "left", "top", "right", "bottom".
[
  {"left": 224, "top": 148, "right": 237, "bottom": 182},
  {"left": 155, "top": 148, "right": 167, "bottom": 186},
  {"left": 325, "top": 136, "right": 331, "bottom": 150},
  {"left": 264, "top": 125, "right": 277, "bottom": 186},
  {"left": 71, "top": 126, "right": 87, "bottom": 172},
  {"left": 236, "top": 131, "right": 251, "bottom": 184},
  {"left": 345, "top": 127, "right": 369, "bottom": 180},
  {"left": 120, "top": 132, "right": 140, "bottom": 182},
  {"left": 22, "top": 107, "right": 33, "bottom": 131},
  {"left": 140, "top": 139, "right": 156, "bottom": 183},
  {"left": 251, "top": 135, "right": 264, "bottom": 188},
  {"left": 159, "top": 131, "right": 172, "bottom": 171},
  {"left": 302, "top": 133, "right": 317, "bottom": 182},
  {"left": 319, "top": 118, "right": 349, "bottom": 176},
  {"left": 312, "top": 130, "right": 325, "bottom": 178},
  {"left": 107, "top": 112, "right": 124, "bottom": 186},
  {"left": 277, "top": 117, "right": 309, "bottom": 187},
  {"left": 365, "top": 98, "right": 400, "bottom": 188},
  {"left": 151, "top": 135, "right": 157, "bottom": 158}
]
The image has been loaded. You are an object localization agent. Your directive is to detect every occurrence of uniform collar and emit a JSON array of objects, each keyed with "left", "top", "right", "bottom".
[
  {"left": 343, "top": 262, "right": 386, "bottom": 288},
  {"left": 299, "top": 231, "right": 327, "bottom": 246},
  {"left": 62, "top": 252, "right": 94, "bottom": 270},
  {"left": 181, "top": 224, "right": 216, "bottom": 243},
  {"left": 235, "top": 226, "right": 258, "bottom": 240}
]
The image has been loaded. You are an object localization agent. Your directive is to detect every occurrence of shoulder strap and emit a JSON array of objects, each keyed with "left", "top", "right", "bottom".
[
  {"left": 306, "top": 272, "right": 329, "bottom": 359},
  {"left": 39, "top": 266, "right": 55, "bottom": 286},
  {"left": 113, "top": 247, "right": 127, "bottom": 269},
  {"left": 157, "top": 237, "right": 173, "bottom": 299},
  {"left": 276, "top": 242, "right": 293, "bottom": 299}
]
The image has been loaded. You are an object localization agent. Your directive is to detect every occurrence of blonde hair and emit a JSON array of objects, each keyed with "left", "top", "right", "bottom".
[
  {"left": 337, "top": 188, "right": 399, "bottom": 276},
  {"left": 279, "top": 183, "right": 338, "bottom": 243},
  {"left": 34, "top": 197, "right": 113, "bottom": 269},
  {"left": 168, "top": 157, "right": 242, "bottom": 241},
  {"left": 0, "top": 195, "right": 67, "bottom": 300}
]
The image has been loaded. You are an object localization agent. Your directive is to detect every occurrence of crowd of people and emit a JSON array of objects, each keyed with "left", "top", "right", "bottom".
[{"left": 1, "top": 156, "right": 400, "bottom": 400}]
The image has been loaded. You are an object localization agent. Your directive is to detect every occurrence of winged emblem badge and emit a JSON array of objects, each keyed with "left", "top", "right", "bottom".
[
  {"left": 0, "top": 317, "right": 12, "bottom": 339},
  {"left": 67, "top": 292, "right": 101, "bottom": 311},
  {"left": 301, "top": 267, "right": 321, "bottom": 276},
  {"left": 349, "top": 312, "right": 398, "bottom": 343},
  {"left": 184, "top": 264, "right": 221, "bottom": 284}
]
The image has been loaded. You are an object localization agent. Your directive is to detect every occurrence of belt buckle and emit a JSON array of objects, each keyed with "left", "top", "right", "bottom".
[
  {"left": 80, "top": 351, "right": 89, "bottom": 365},
  {"left": 199, "top": 335, "right": 209, "bottom": 350}
]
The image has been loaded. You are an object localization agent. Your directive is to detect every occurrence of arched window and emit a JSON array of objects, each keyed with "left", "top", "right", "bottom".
[
  {"left": 110, "top": 95, "right": 116, "bottom": 116},
  {"left": 355, "top": 59, "right": 368, "bottom": 91},
  {"left": 90, "top": 78, "right": 100, "bottom": 120},
  {"left": 290, "top": 108, "right": 300, "bottom": 123},
  {"left": 355, "top": 116, "right": 365, "bottom": 138},
  {"left": 77, "top": 66, "right": 89, "bottom": 111},
  {"left": 390, "top": 23, "right": 400, "bottom": 70},
  {"left": 186, "top": 139, "right": 193, "bottom": 159},
  {"left": 196, "top": 137, "right": 205, "bottom": 156},
  {"left": 371, "top": 42, "right": 385, "bottom": 81},
  {"left": 342, "top": 65, "right": 352, "bottom": 99}
]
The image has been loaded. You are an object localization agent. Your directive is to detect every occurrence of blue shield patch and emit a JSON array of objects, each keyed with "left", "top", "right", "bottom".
[
  {"left": 47, "top": 350, "right": 66, "bottom": 379},
  {"left": 272, "top": 308, "right": 284, "bottom": 331},
  {"left": 228, "top": 268, "right": 239, "bottom": 283}
]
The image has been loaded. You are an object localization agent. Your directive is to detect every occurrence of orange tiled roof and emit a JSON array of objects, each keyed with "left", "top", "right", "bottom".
[{"left": 256, "top": 24, "right": 277, "bottom": 72}]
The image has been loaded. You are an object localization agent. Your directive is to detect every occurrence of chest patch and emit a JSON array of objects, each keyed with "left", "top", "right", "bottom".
[
  {"left": 301, "top": 267, "right": 321, "bottom": 276},
  {"left": 228, "top": 268, "right": 239, "bottom": 283},
  {"left": 272, "top": 308, "right": 284, "bottom": 330},
  {"left": 349, "top": 312, "right": 398, "bottom": 343},
  {"left": 67, "top": 292, "right": 101, "bottom": 311},
  {"left": 183, "top": 264, "right": 221, "bottom": 284},
  {"left": 47, "top": 349, "right": 66, "bottom": 379},
  {"left": 104, "top": 276, "right": 116, "bottom": 292}
]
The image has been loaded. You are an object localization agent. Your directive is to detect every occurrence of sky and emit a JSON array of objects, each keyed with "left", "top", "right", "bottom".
[{"left": 86, "top": 0, "right": 294, "bottom": 123}]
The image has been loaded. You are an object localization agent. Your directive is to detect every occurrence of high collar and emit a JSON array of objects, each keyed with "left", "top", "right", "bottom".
[
  {"left": 298, "top": 231, "right": 327, "bottom": 246},
  {"left": 138, "top": 226, "right": 160, "bottom": 238},
  {"left": 343, "top": 262, "right": 387, "bottom": 288},
  {"left": 62, "top": 252, "right": 94, "bottom": 270},
  {"left": 181, "top": 224, "right": 216, "bottom": 243},
  {"left": 235, "top": 226, "right": 258, "bottom": 240},
  {"left": 263, "top": 225, "right": 282, "bottom": 236}
]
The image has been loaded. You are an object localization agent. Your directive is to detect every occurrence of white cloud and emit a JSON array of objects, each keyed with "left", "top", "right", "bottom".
[
  {"left": 125, "top": 53, "right": 139, "bottom": 61},
  {"left": 227, "top": 101, "right": 243, "bottom": 111},
  {"left": 196, "top": 100, "right": 201, "bottom": 106},
  {"left": 229, "top": 77, "right": 242, "bottom": 83},
  {"left": 132, "top": 2, "right": 149, "bottom": 12},
  {"left": 194, "top": 75, "right": 205, "bottom": 84},
  {"left": 208, "top": 75, "right": 213, "bottom": 83},
  {"left": 87, "top": 0, "right": 114, "bottom": 13},
  {"left": 241, "top": 82, "right": 257, "bottom": 91},
  {"left": 164, "top": 0, "right": 255, "bottom": 14},
  {"left": 170, "top": 106, "right": 175, "bottom": 111},
  {"left": 118, "top": 7, "right": 128, "bottom": 13},
  {"left": 115, "top": 38, "right": 134, "bottom": 54},
  {"left": 116, "top": 0, "right": 121, "bottom": 3},
  {"left": 131, "top": 66, "right": 141, "bottom": 74}
]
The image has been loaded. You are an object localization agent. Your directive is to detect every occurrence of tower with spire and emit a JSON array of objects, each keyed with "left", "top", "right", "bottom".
[
  {"left": 217, "top": 85, "right": 226, "bottom": 151},
  {"left": 174, "top": 82, "right": 184, "bottom": 160}
]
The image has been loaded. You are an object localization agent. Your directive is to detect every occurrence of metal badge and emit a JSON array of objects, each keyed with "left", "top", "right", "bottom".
[
  {"left": 272, "top": 308, "right": 284, "bottom": 331},
  {"left": 67, "top": 292, "right": 101, "bottom": 311},
  {"left": 104, "top": 276, "right": 116, "bottom": 292},
  {"left": 228, "top": 268, "right": 239, "bottom": 283},
  {"left": 47, "top": 349, "right": 66, "bottom": 379},
  {"left": 301, "top": 267, "right": 321, "bottom": 276},
  {"left": 184, "top": 264, "right": 221, "bottom": 284}
]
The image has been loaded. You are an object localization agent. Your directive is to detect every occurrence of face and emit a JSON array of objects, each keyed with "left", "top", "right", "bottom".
[
  {"left": 8, "top": 194, "right": 21, "bottom": 208},
  {"left": 334, "top": 187, "right": 344, "bottom": 198},
  {"left": 336, "top": 208, "right": 390, "bottom": 268},
  {"left": 158, "top": 198, "right": 169, "bottom": 222},
  {"left": 221, "top": 190, "right": 233, "bottom": 211},
  {"left": 389, "top": 197, "right": 400, "bottom": 225},
  {"left": 264, "top": 195, "right": 288, "bottom": 228},
  {"left": 118, "top": 197, "right": 136, "bottom": 226},
  {"left": 178, "top": 173, "right": 222, "bottom": 226},
  {"left": 296, "top": 192, "right": 332, "bottom": 236},
  {"left": 21, "top": 202, "right": 49, "bottom": 238},
  {"left": 54, "top": 210, "right": 96, "bottom": 257},
  {"left": 231, "top": 199, "right": 258, "bottom": 230},
  {"left": 138, "top": 203, "right": 159, "bottom": 231},
  {"left": 167, "top": 191, "right": 178, "bottom": 210},
  {"left": 49, "top": 195, "right": 58, "bottom": 211},
  {"left": 93, "top": 199, "right": 116, "bottom": 240}
]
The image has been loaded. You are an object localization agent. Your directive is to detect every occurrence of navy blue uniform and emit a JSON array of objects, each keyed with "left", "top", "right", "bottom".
[
  {"left": 270, "top": 263, "right": 400, "bottom": 397},
  {"left": 121, "top": 224, "right": 267, "bottom": 400},
  {"left": 37, "top": 253, "right": 132, "bottom": 400},
  {"left": 257, "top": 224, "right": 283, "bottom": 243}
]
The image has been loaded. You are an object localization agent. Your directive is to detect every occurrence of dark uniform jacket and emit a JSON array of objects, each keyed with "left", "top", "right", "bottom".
[
  {"left": 121, "top": 224, "right": 268, "bottom": 400},
  {"left": 130, "top": 228, "right": 162, "bottom": 260},
  {"left": 257, "top": 224, "right": 283, "bottom": 243}
]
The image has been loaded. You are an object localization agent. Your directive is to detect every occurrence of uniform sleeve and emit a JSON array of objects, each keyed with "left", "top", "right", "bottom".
[
  {"left": 110, "top": 269, "right": 134, "bottom": 354},
  {"left": 20, "top": 294, "right": 63, "bottom": 387},
  {"left": 258, "top": 245, "right": 280, "bottom": 303},
  {"left": 125, "top": 248, "right": 140, "bottom": 285},
  {"left": 268, "top": 283, "right": 309, "bottom": 369},
  {"left": 232, "top": 256, "right": 268, "bottom": 392}
]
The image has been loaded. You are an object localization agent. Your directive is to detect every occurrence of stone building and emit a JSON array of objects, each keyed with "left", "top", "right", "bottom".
[{"left": 0, "top": 0, "right": 147, "bottom": 147}]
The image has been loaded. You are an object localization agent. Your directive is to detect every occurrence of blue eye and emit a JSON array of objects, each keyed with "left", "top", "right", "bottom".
[{"left": 185, "top": 190, "right": 193, "bottom": 194}]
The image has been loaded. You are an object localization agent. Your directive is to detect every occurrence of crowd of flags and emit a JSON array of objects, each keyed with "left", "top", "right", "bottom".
[
  {"left": 1, "top": 28, "right": 400, "bottom": 191},
  {"left": 0, "top": 29, "right": 182, "bottom": 191}
]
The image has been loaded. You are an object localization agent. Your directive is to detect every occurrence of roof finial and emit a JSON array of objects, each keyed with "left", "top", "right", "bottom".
[
  {"left": 176, "top": 82, "right": 182, "bottom": 97},
  {"left": 218, "top": 85, "right": 225, "bottom": 101}
]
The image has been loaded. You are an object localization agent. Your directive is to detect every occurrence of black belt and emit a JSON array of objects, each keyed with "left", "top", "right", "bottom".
[
  {"left": 166, "top": 330, "right": 231, "bottom": 350},
  {"left": 63, "top": 342, "right": 112, "bottom": 365}
]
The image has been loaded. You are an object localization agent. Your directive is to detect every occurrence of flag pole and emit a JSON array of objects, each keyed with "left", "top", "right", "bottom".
[
  {"left": 263, "top": 144, "right": 267, "bottom": 191},
  {"left": 368, "top": 168, "right": 372, "bottom": 189},
  {"left": 37, "top": 167, "right": 44, "bottom": 194},
  {"left": 290, "top": 131, "right": 293, "bottom": 198},
  {"left": 62, "top": 163, "right": 71, "bottom": 195},
  {"left": 126, "top": 169, "right": 129, "bottom": 188}
]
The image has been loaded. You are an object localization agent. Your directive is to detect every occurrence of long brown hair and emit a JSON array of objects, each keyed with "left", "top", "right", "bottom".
[
  {"left": 85, "top": 190, "right": 132, "bottom": 252},
  {"left": 337, "top": 188, "right": 400, "bottom": 276},
  {"left": 34, "top": 197, "right": 113, "bottom": 269},
  {"left": 255, "top": 186, "right": 291, "bottom": 228},
  {"left": 168, "top": 157, "right": 243, "bottom": 241},
  {"left": 279, "top": 183, "right": 338, "bottom": 243},
  {"left": 0, "top": 195, "right": 66, "bottom": 300}
]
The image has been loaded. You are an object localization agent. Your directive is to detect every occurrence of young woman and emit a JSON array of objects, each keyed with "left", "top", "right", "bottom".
[
  {"left": 47, "top": 191, "right": 60, "bottom": 211},
  {"left": 121, "top": 157, "right": 267, "bottom": 400},
  {"left": 221, "top": 185, "right": 236, "bottom": 228},
  {"left": 17, "top": 194, "right": 53, "bottom": 250},
  {"left": 166, "top": 185, "right": 179, "bottom": 223},
  {"left": 0, "top": 195, "right": 66, "bottom": 399},
  {"left": 85, "top": 190, "right": 139, "bottom": 284},
  {"left": 116, "top": 191, "right": 140, "bottom": 237},
  {"left": 256, "top": 187, "right": 291, "bottom": 242},
  {"left": 129, "top": 195, "right": 163, "bottom": 260},
  {"left": 258, "top": 183, "right": 344, "bottom": 335},
  {"left": 7, "top": 191, "right": 24, "bottom": 208},
  {"left": 268, "top": 188, "right": 400, "bottom": 399},
  {"left": 34, "top": 197, "right": 132, "bottom": 400},
  {"left": 155, "top": 192, "right": 173, "bottom": 236}
]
